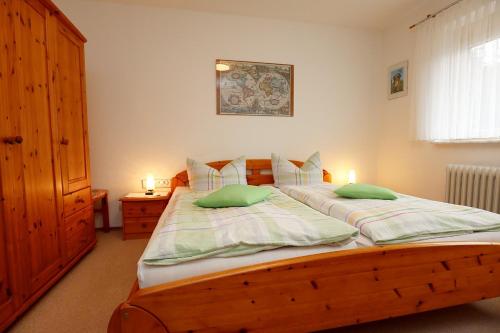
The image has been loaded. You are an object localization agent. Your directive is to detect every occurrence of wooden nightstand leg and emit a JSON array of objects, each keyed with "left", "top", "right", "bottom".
[{"left": 102, "top": 194, "right": 110, "bottom": 232}]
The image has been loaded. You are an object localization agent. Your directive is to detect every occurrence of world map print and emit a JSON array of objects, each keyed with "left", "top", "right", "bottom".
[{"left": 217, "top": 60, "right": 293, "bottom": 116}]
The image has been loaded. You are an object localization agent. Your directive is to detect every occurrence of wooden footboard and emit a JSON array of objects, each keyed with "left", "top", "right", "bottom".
[{"left": 109, "top": 243, "right": 500, "bottom": 333}]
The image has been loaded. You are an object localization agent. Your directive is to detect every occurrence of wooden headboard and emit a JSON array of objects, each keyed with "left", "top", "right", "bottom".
[{"left": 170, "top": 159, "right": 332, "bottom": 192}]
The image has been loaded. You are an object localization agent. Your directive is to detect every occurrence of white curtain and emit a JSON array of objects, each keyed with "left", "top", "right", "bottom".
[{"left": 413, "top": 0, "right": 500, "bottom": 142}]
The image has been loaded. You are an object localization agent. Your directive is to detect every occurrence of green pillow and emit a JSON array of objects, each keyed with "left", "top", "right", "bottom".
[
  {"left": 194, "top": 184, "right": 272, "bottom": 208},
  {"left": 334, "top": 183, "right": 397, "bottom": 200}
]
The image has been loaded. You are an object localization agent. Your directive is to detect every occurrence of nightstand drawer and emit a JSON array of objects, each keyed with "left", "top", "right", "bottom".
[
  {"left": 123, "top": 217, "right": 158, "bottom": 234},
  {"left": 64, "top": 187, "right": 92, "bottom": 217},
  {"left": 122, "top": 201, "right": 167, "bottom": 217}
]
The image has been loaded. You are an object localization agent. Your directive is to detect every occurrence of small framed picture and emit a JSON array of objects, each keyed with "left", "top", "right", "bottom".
[{"left": 388, "top": 61, "right": 408, "bottom": 99}]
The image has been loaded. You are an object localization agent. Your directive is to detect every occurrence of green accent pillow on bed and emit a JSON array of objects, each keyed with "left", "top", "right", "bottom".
[
  {"left": 334, "top": 183, "right": 397, "bottom": 200},
  {"left": 195, "top": 184, "right": 272, "bottom": 208}
]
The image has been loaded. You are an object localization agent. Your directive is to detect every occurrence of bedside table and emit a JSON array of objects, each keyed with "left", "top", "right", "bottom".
[{"left": 120, "top": 192, "right": 171, "bottom": 240}]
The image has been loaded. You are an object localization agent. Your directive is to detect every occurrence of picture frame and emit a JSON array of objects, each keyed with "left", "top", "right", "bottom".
[
  {"left": 388, "top": 61, "right": 408, "bottom": 99},
  {"left": 216, "top": 59, "right": 294, "bottom": 116}
]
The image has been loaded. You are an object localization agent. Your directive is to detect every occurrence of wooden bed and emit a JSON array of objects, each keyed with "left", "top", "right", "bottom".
[{"left": 108, "top": 159, "right": 500, "bottom": 333}]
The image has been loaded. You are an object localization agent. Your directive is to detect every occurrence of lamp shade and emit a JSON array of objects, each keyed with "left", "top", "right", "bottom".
[
  {"left": 145, "top": 175, "right": 155, "bottom": 191},
  {"left": 347, "top": 170, "right": 356, "bottom": 184}
]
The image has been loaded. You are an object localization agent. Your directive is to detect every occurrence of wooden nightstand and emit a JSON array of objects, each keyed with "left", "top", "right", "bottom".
[{"left": 120, "top": 192, "right": 171, "bottom": 240}]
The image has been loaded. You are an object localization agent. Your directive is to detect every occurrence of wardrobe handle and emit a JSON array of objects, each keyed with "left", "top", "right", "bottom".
[
  {"left": 3, "top": 136, "right": 22, "bottom": 145},
  {"left": 60, "top": 137, "right": 69, "bottom": 145},
  {"left": 3, "top": 137, "right": 15, "bottom": 145}
]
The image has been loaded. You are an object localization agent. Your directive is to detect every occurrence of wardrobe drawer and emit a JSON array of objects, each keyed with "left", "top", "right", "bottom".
[
  {"left": 64, "top": 187, "right": 91, "bottom": 217},
  {"left": 64, "top": 207, "right": 93, "bottom": 260},
  {"left": 123, "top": 217, "right": 158, "bottom": 234},
  {"left": 122, "top": 201, "right": 167, "bottom": 218}
]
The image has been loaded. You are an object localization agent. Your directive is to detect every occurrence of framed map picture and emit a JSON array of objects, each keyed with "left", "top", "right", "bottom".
[
  {"left": 388, "top": 61, "right": 408, "bottom": 99},
  {"left": 216, "top": 59, "right": 294, "bottom": 116}
]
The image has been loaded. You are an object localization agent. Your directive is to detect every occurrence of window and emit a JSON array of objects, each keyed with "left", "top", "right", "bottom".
[
  {"left": 471, "top": 37, "right": 500, "bottom": 65},
  {"left": 413, "top": 0, "right": 500, "bottom": 142}
]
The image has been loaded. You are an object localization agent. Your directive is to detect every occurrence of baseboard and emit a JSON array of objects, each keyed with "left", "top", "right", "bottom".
[{"left": 96, "top": 226, "right": 122, "bottom": 231}]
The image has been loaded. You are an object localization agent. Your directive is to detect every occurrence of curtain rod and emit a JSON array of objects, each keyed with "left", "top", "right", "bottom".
[{"left": 409, "top": 0, "right": 464, "bottom": 29}]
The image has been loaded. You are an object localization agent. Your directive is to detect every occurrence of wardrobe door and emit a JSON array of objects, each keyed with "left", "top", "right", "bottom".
[
  {"left": 11, "top": 0, "right": 62, "bottom": 294},
  {"left": 0, "top": 237, "right": 14, "bottom": 326},
  {"left": 53, "top": 22, "right": 91, "bottom": 195},
  {"left": 0, "top": 213, "right": 16, "bottom": 326},
  {"left": 0, "top": 1, "right": 19, "bottom": 323}
]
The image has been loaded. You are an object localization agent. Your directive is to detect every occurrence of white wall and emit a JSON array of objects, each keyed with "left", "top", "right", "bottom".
[
  {"left": 54, "top": 0, "right": 384, "bottom": 227},
  {"left": 377, "top": 0, "right": 500, "bottom": 201}
]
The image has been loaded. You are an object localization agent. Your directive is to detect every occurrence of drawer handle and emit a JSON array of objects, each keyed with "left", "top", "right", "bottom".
[
  {"left": 141, "top": 223, "right": 147, "bottom": 229},
  {"left": 140, "top": 207, "right": 147, "bottom": 213},
  {"left": 78, "top": 219, "right": 88, "bottom": 225},
  {"left": 75, "top": 197, "right": 85, "bottom": 204},
  {"left": 60, "top": 137, "right": 69, "bottom": 145}
]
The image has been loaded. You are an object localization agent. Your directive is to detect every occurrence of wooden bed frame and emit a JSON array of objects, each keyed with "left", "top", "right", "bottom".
[{"left": 109, "top": 159, "right": 500, "bottom": 333}]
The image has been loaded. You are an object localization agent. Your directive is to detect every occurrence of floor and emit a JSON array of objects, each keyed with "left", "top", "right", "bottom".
[
  {"left": 8, "top": 230, "right": 148, "bottom": 333},
  {"left": 7, "top": 230, "right": 500, "bottom": 333}
]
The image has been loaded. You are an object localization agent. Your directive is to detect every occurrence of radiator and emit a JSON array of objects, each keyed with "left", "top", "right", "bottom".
[{"left": 445, "top": 164, "right": 500, "bottom": 213}]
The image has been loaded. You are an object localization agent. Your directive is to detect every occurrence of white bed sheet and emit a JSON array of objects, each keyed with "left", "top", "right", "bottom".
[
  {"left": 137, "top": 187, "right": 358, "bottom": 289},
  {"left": 138, "top": 242, "right": 357, "bottom": 288},
  {"left": 138, "top": 230, "right": 500, "bottom": 288},
  {"left": 356, "top": 231, "right": 500, "bottom": 247}
]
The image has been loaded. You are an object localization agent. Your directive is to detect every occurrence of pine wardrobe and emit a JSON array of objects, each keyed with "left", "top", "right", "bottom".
[{"left": 0, "top": 0, "right": 94, "bottom": 330}]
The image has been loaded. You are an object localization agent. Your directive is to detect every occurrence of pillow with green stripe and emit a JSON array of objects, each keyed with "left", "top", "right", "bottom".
[
  {"left": 195, "top": 184, "right": 272, "bottom": 208},
  {"left": 334, "top": 183, "right": 397, "bottom": 200},
  {"left": 186, "top": 156, "right": 247, "bottom": 191},
  {"left": 271, "top": 152, "right": 323, "bottom": 187}
]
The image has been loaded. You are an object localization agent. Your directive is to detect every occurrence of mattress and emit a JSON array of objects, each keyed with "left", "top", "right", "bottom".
[{"left": 137, "top": 187, "right": 358, "bottom": 288}]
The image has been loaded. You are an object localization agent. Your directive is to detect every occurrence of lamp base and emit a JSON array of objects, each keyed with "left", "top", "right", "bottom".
[{"left": 145, "top": 190, "right": 154, "bottom": 195}]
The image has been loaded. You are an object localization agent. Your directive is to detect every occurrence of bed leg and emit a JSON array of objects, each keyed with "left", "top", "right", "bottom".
[{"left": 108, "top": 303, "right": 168, "bottom": 333}]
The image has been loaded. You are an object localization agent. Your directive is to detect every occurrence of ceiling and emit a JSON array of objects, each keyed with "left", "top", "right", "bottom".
[{"left": 90, "top": 0, "right": 427, "bottom": 30}]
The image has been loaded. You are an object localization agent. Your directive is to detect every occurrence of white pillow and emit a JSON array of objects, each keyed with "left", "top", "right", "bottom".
[
  {"left": 186, "top": 156, "right": 247, "bottom": 191},
  {"left": 271, "top": 152, "right": 323, "bottom": 187}
]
